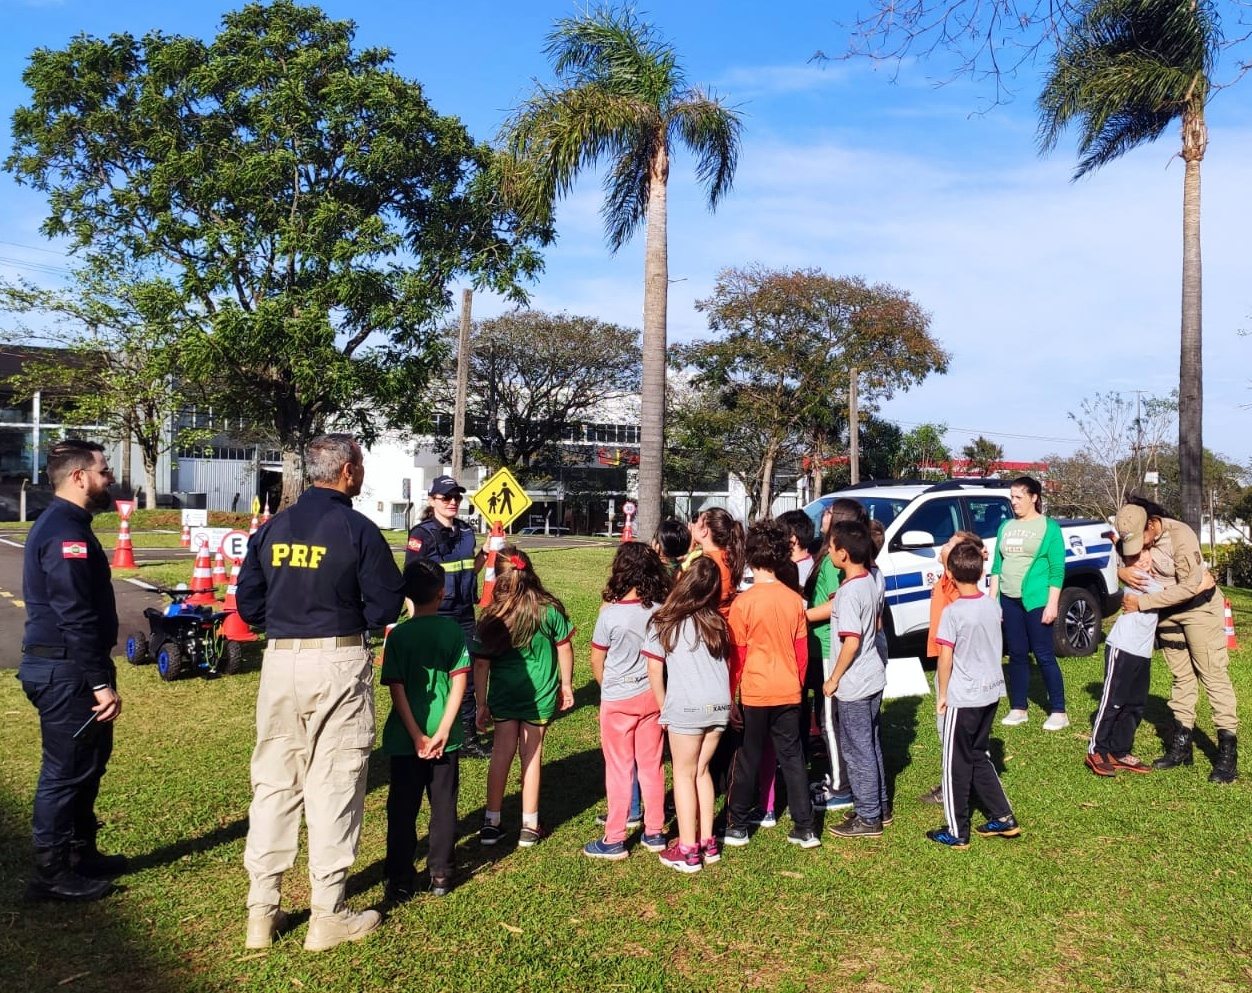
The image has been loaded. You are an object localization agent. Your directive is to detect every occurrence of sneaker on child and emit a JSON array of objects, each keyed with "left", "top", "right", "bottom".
[
  {"left": 974, "top": 815, "right": 1021, "bottom": 838},
  {"left": 658, "top": 841, "right": 701, "bottom": 873},
  {"left": 640, "top": 832, "right": 668, "bottom": 852},
  {"left": 925, "top": 826, "right": 970, "bottom": 849}
]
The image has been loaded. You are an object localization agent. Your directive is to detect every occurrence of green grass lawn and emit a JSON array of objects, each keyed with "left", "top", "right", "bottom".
[{"left": 2, "top": 548, "right": 1251, "bottom": 993}]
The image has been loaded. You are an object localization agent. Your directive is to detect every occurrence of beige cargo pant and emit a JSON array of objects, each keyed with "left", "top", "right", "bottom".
[
  {"left": 1156, "top": 595, "right": 1239, "bottom": 734},
  {"left": 244, "top": 643, "right": 375, "bottom": 916}
]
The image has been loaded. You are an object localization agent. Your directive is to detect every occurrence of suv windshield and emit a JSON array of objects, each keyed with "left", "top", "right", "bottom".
[{"left": 805, "top": 494, "right": 911, "bottom": 533}]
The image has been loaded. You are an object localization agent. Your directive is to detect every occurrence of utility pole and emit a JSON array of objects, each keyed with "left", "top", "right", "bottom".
[
  {"left": 848, "top": 367, "right": 860, "bottom": 485},
  {"left": 451, "top": 289, "right": 472, "bottom": 479}
]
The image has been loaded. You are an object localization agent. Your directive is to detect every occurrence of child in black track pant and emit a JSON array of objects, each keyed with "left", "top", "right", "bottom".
[
  {"left": 927, "top": 541, "right": 1020, "bottom": 848},
  {"left": 1087, "top": 545, "right": 1161, "bottom": 776}
]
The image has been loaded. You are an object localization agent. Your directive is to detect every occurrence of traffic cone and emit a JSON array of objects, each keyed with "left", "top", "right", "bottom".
[
  {"left": 261, "top": 503, "right": 271, "bottom": 526},
  {"left": 212, "top": 549, "right": 228, "bottom": 590},
  {"left": 620, "top": 521, "right": 633, "bottom": 543},
  {"left": 111, "top": 514, "right": 136, "bottom": 569},
  {"left": 187, "top": 540, "right": 216, "bottom": 605},
  {"left": 478, "top": 521, "right": 507, "bottom": 607},
  {"left": 249, "top": 512, "right": 259, "bottom": 536},
  {"left": 220, "top": 558, "right": 257, "bottom": 642},
  {"left": 180, "top": 523, "right": 191, "bottom": 548},
  {"left": 1224, "top": 598, "right": 1239, "bottom": 650},
  {"left": 377, "top": 622, "right": 397, "bottom": 668}
]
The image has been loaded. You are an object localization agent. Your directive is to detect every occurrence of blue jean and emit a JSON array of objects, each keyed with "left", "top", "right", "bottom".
[{"left": 1001, "top": 596, "right": 1067, "bottom": 713}]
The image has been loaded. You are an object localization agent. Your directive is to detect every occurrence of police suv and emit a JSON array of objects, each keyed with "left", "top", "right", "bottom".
[{"left": 803, "top": 480, "right": 1121, "bottom": 658}]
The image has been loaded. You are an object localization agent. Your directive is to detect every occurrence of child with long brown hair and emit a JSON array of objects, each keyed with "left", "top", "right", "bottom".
[
  {"left": 471, "top": 547, "right": 574, "bottom": 848},
  {"left": 688, "top": 507, "right": 746, "bottom": 618},
  {"left": 643, "top": 557, "right": 733, "bottom": 873},
  {"left": 584, "top": 543, "right": 673, "bottom": 861}
]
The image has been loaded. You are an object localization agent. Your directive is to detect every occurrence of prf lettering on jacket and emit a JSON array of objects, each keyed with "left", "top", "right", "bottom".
[{"left": 271, "top": 543, "right": 328, "bottom": 569}]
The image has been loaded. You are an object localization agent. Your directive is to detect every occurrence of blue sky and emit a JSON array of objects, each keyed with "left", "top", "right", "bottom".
[{"left": 3, "top": 0, "right": 1251, "bottom": 467}]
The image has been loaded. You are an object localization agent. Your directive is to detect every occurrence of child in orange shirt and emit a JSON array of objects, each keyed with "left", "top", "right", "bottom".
[{"left": 723, "top": 521, "right": 819, "bottom": 849}]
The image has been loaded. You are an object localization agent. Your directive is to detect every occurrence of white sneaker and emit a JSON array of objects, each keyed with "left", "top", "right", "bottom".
[
  {"left": 245, "top": 908, "right": 288, "bottom": 949},
  {"left": 1042, "top": 713, "right": 1070, "bottom": 731},
  {"left": 1000, "top": 709, "right": 1029, "bottom": 726},
  {"left": 303, "top": 908, "right": 382, "bottom": 952}
]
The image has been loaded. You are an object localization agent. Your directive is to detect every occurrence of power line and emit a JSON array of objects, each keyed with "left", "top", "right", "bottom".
[
  {"left": 0, "top": 255, "right": 70, "bottom": 277},
  {"left": 887, "top": 417, "right": 1083, "bottom": 446},
  {"left": 0, "top": 239, "right": 68, "bottom": 257}
]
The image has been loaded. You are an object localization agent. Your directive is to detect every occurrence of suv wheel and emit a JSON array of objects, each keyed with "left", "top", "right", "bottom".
[{"left": 1054, "top": 586, "right": 1101, "bottom": 657}]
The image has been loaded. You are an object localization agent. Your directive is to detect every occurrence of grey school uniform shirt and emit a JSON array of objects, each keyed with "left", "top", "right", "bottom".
[
  {"left": 642, "top": 616, "right": 731, "bottom": 733},
  {"left": 934, "top": 593, "right": 1006, "bottom": 708},
  {"left": 591, "top": 599, "right": 657, "bottom": 702},
  {"left": 1106, "top": 577, "right": 1163, "bottom": 659},
  {"left": 832, "top": 572, "right": 886, "bottom": 703}
]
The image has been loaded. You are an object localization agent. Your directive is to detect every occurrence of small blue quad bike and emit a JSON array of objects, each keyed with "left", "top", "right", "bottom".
[{"left": 124, "top": 586, "right": 247, "bottom": 681}]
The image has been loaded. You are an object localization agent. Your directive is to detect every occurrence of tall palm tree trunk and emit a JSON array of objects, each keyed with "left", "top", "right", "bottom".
[
  {"left": 636, "top": 142, "right": 669, "bottom": 541},
  {"left": 1178, "top": 107, "right": 1205, "bottom": 532}
]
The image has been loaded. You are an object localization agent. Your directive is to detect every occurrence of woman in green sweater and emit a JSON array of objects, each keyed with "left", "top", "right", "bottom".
[{"left": 990, "top": 476, "right": 1068, "bottom": 730}]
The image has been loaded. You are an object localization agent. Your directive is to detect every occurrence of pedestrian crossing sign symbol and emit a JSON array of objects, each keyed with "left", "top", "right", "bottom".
[{"left": 471, "top": 467, "right": 532, "bottom": 529}]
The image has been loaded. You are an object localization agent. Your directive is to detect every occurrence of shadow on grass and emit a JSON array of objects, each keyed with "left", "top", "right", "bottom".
[{"left": 0, "top": 792, "right": 184, "bottom": 993}]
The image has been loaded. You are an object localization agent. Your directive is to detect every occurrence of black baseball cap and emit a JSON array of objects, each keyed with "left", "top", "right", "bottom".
[{"left": 429, "top": 475, "right": 466, "bottom": 497}]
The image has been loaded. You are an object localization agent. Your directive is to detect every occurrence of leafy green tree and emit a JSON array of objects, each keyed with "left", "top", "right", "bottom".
[
  {"left": 1038, "top": 0, "right": 1221, "bottom": 532},
  {"left": 674, "top": 266, "right": 948, "bottom": 516},
  {"left": 961, "top": 435, "right": 1004, "bottom": 477},
  {"left": 504, "top": 6, "right": 742, "bottom": 541},
  {"left": 430, "top": 311, "right": 640, "bottom": 479},
  {"left": 6, "top": 1, "right": 547, "bottom": 506},
  {"left": 0, "top": 266, "right": 208, "bottom": 506},
  {"left": 896, "top": 423, "right": 952, "bottom": 479}
]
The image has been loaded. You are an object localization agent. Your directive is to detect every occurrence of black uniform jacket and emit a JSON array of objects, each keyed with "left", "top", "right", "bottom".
[
  {"left": 236, "top": 486, "right": 404, "bottom": 639},
  {"left": 22, "top": 496, "right": 118, "bottom": 686}
]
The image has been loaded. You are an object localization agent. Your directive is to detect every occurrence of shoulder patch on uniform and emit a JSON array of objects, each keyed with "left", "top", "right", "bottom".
[
  {"left": 62, "top": 541, "right": 88, "bottom": 559},
  {"left": 407, "top": 537, "right": 422, "bottom": 552}
]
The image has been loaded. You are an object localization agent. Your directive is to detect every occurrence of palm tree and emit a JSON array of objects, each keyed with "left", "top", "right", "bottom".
[
  {"left": 505, "top": 7, "right": 741, "bottom": 541},
  {"left": 1037, "top": 0, "right": 1220, "bottom": 532}
]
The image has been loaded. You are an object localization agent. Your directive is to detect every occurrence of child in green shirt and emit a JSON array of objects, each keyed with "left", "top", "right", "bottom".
[{"left": 381, "top": 561, "right": 470, "bottom": 900}]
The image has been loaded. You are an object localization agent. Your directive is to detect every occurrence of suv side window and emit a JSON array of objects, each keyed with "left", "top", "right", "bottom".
[
  {"left": 898, "top": 497, "right": 962, "bottom": 546},
  {"left": 967, "top": 496, "right": 1013, "bottom": 540}
]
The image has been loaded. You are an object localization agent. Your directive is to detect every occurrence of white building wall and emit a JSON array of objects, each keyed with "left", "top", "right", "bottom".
[{"left": 355, "top": 434, "right": 490, "bottom": 532}]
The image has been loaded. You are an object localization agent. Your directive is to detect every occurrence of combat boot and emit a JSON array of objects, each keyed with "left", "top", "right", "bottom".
[
  {"left": 1208, "top": 730, "right": 1238, "bottom": 784},
  {"left": 26, "top": 846, "right": 114, "bottom": 902},
  {"left": 1152, "top": 724, "right": 1194, "bottom": 770},
  {"left": 71, "top": 826, "right": 128, "bottom": 878}
]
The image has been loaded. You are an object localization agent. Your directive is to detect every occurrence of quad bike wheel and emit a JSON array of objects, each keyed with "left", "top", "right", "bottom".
[
  {"left": 156, "top": 642, "right": 190, "bottom": 682},
  {"left": 219, "top": 639, "right": 246, "bottom": 676},
  {"left": 125, "top": 632, "right": 150, "bottom": 665}
]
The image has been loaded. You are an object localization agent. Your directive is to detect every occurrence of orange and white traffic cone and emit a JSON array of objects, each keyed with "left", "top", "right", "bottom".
[
  {"left": 220, "top": 557, "right": 257, "bottom": 641},
  {"left": 478, "top": 520, "right": 507, "bottom": 607},
  {"left": 212, "top": 549, "right": 228, "bottom": 590},
  {"left": 180, "top": 523, "right": 191, "bottom": 548},
  {"left": 111, "top": 513, "right": 136, "bottom": 569},
  {"left": 1224, "top": 598, "right": 1239, "bottom": 650},
  {"left": 187, "top": 540, "right": 216, "bottom": 605},
  {"left": 249, "top": 512, "right": 259, "bottom": 536},
  {"left": 261, "top": 503, "right": 271, "bottom": 526}
]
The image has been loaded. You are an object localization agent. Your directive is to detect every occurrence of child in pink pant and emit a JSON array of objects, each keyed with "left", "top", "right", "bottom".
[{"left": 583, "top": 544, "right": 675, "bottom": 860}]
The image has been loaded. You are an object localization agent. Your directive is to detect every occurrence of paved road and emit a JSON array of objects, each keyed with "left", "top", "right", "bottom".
[{"left": 0, "top": 537, "right": 168, "bottom": 670}]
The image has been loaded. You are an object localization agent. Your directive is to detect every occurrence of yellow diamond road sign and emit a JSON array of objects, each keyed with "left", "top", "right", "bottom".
[{"left": 471, "top": 467, "right": 532, "bottom": 529}]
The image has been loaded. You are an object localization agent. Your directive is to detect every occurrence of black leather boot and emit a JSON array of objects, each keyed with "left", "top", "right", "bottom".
[
  {"left": 71, "top": 837, "right": 129, "bottom": 878},
  {"left": 26, "top": 846, "right": 114, "bottom": 902},
  {"left": 1208, "top": 730, "right": 1238, "bottom": 784},
  {"left": 1152, "top": 724, "right": 1194, "bottom": 770}
]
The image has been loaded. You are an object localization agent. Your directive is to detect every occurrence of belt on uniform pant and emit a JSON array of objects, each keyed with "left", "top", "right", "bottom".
[
  {"left": 22, "top": 645, "right": 68, "bottom": 659},
  {"left": 270, "top": 635, "right": 366, "bottom": 651}
]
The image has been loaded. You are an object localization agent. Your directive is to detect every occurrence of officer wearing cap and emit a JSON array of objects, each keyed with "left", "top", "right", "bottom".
[
  {"left": 236, "top": 433, "right": 404, "bottom": 952},
  {"left": 19, "top": 439, "right": 122, "bottom": 902},
  {"left": 405, "top": 474, "right": 488, "bottom": 755},
  {"left": 1115, "top": 497, "right": 1237, "bottom": 782}
]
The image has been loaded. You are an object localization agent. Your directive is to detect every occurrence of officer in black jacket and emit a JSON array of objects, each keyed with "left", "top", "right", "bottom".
[
  {"left": 235, "top": 433, "right": 403, "bottom": 953},
  {"left": 405, "top": 474, "right": 488, "bottom": 755},
  {"left": 19, "top": 439, "right": 121, "bottom": 902}
]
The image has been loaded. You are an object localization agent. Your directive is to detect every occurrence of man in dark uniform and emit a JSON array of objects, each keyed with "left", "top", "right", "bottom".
[
  {"left": 19, "top": 439, "right": 121, "bottom": 902},
  {"left": 236, "top": 434, "right": 403, "bottom": 953},
  {"left": 405, "top": 474, "right": 488, "bottom": 755}
]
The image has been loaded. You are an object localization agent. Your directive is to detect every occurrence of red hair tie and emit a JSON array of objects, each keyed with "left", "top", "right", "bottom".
[{"left": 508, "top": 554, "right": 526, "bottom": 570}]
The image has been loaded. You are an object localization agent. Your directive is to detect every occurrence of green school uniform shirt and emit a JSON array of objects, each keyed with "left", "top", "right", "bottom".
[
  {"left": 808, "top": 556, "right": 842, "bottom": 667},
  {"left": 475, "top": 604, "right": 575, "bottom": 722},
  {"left": 379, "top": 614, "right": 471, "bottom": 756}
]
